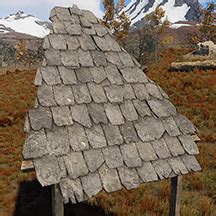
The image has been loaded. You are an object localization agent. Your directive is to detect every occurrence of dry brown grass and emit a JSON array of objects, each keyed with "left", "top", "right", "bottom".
[{"left": 0, "top": 47, "right": 216, "bottom": 215}]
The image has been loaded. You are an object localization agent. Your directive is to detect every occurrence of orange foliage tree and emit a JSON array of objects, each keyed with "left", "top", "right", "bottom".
[{"left": 102, "top": 0, "right": 131, "bottom": 41}]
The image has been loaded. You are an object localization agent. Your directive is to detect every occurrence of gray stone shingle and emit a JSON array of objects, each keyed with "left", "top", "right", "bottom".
[
  {"left": 78, "top": 49, "right": 94, "bottom": 67},
  {"left": 65, "top": 23, "right": 82, "bottom": 35},
  {"left": 158, "top": 85, "right": 169, "bottom": 99},
  {"left": 42, "top": 36, "right": 50, "bottom": 49},
  {"left": 134, "top": 118, "right": 155, "bottom": 142},
  {"left": 104, "top": 34, "right": 121, "bottom": 52},
  {"left": 93, "top": 36, "right": 111, "bottom": 51},
  {"left": 90, "top": 50, "right": 107, "bottom": 66},
  {"left": 174, "top": 114, "right": 197, "bottom": 135},
  {"left": 118, "top": 166, "right": 140, "bottom": 190},
  {"left": 105, "top": 52, "right": 122, "bottom": 67},
  {"left": 69, "top": 5, "right": 83, "bottom": 16},
  {"left": 46, "top": 125, "right": 70, "bottom": 156},
  {"left": 178, "top": 135, "right": 199, "bottom": 155},
  {"left": 163, "top": 133, "right": 185, "bottom": 157},
  {"left": 37, "top": 85, "right": 56, "bottom": 107},
  {"left": 120, "top": 67, "right": 148, "bottom": 83},
  {"left": 151, "top": 138, "right": 171, "bottom": 159},
  {"left": 104, "top": 103, "right": 124, "bottom": 125},
  {"left": 82, "top": 26, "right": 96, "bottom": 35},
  {"left": 64, "top": 151, "right": 89, "bottom": 179},
  {"left": 88, "top": 83, "right": 107, "bottom": 103},
  {"left": 45, "top": 49, "right": 62, "bottom": 66},
  {"left": 137, "top": 162, "right": 158, "bottom": 182},
  {"left": 70, "top": 104, "right": 92, "bottom": 128},
  {"left": 133, "top": 100, "right": 152, "bottom": 117},
  {"left": 51, "top": 106, "right": 73, "bottom": 126},
  {"left": 132, "top": 84, "right": 150, "bottom": 100},
  {"left": 150, "top": 117, "right": 165, "bottom": 139},
  {"left": 34, "top": 154, "right": 65, "bottom": 186},
  {"left": 58, "top": 66, "right": 77, "bottom": 85},
  {"left": 145, "top": 83, "right": 163, "bottom": 100},
  {"left": 34, "top": 69, "right": 43, "bottom": 86},
  {"left": 119, "top": 52, "right": 135, "bottom": 67},
  {"left": 86, "top": 124, "right": 107, "bottom": 148},
  {"left": 41, "top": 66, "right": 62, "bottom": 85},
  {"left": 75, "top": 67, "right": 93, "bottom": 83},
  {"left": 23, "top": 115, "right": 30, "bottom": 133},
  {"left": 147, "top": 99, "right": 169, "bottom": 118},
  {"left": 136, "top": 141, "right": 158, "bottom": 161},
  {"left": 60, "top": 177, "right": 84, "bottom": 204},
  {"left": 104, "top": 85, "right": 124, "bottom": 103},
  {"left": 94, "top": 24, "right": 108, "bottom": 37},
  {"left": 162, "top": 99, "right": 177, "bottom": 116},
  {"left": 105, "top": 64, "right": 123, "bottom": 85},
  {"left": 52, "top": 21, "right": 67, "bottom": 34},
  {"left": 120, "top": 143, "right": 142, "bottom": 168},
  {"left": 88, "top": 103, "right": 108, "bottom": 124},
  {"left": 152, "top": 159, "right": 172, "bottom": 179},
  {"left": 72, "top": 84, "right": 92, "bottom": 104},
  {"left": 23, "top": 129, "right": 48, "bottom": 159},
  {"left": 67, "top": 123, "right": 89, "bottom": 151},
  {"left": 102, "top": 146, "right": 123, "bottom": 168},
  {"left": 89, "top": 66, "right": 107, "bottom": 84},
  {"left": 78, "top": 34, "right": 96, "bottom": 51},
  {"left": 81, "top": 172, "right": 102, "bottom": 198},
  {"left": 28, "top": 107, "right": 52, "bottom": 130},
  {"left": 120, "top": 100, "right": 138, "bottom": 121},
  {"left": 52, "top": 7, "right": 72, "bottom": 21},
  {"left": 162, "top": 117, "right": 181, "bottom": 137},
  {"left": 82, "top": 10, "right": 98, "bottom": 23},
  {"left": 65, "top": 35, "right": 80, "bottom": 50},
  {"left": 49, "top": 34, "right": 67, "bottom": 50},
  {"left": 168, "top": 157, "right": 188, "bottom": 175},
  {"left": 61, "top": 51, "right": 79, "bottom": 68},
  {"left": 181, "top": 154, "right": 201, "bottom": 172},
  {"left": 123, "top": 84, "right": 136, "bottom": 100},
  {"left": 102, "top": 124, "right": 123, "bottom": 146},
  {"left": 98, "top": 163, "right": 122, "bottom": 193},
  {"left": 83, "top": 149, "right": 104, "bottom": 172},
  {"left": 120, "top": 122, "right": 138, "bottom": 143},
  {"left": 53, "top": 85, "right": 74, "bottom": 106}
]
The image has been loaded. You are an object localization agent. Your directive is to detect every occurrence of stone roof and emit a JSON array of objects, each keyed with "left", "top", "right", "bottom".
[{"left": 22, "top": 5, "right": 201, "bottom": 204}]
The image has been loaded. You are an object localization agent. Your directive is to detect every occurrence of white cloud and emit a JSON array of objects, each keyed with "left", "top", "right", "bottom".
[{"left": 0, "top": 0, "right": 103, "bottom": 18}]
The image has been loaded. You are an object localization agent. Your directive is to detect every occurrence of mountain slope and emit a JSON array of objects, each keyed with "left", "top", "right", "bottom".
[
  {"left": 125, "top": 0, "right": 202, "bottom": 25},
  {"left": 0, "top": 11, "right": 50, "bottom": 38}
]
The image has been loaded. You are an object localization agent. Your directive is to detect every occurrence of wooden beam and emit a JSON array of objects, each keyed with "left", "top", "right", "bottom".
[
  {"left": 169, "top": 175, "right": 182, "bottom": 216},
  {"left": 52, "top": 184, "right": 64, "bottom": 216},
  {"left": 21, "top": 160, "right": 34, "bottom": 172}
]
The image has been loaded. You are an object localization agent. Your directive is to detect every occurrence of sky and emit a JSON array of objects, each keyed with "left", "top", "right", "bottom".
[{"left": 0, "top": 0, "right": 210, "bottom": 21}]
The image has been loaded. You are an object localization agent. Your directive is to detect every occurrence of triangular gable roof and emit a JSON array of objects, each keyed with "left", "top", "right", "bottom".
[{"left": 23, "top": 5, "right": 201, "bottom": 204}]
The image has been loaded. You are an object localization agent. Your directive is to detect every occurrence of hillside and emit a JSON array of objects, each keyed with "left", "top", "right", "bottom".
[
  {"left": 125, "top": 0, "right": 202, "bottom": 26},
  {"left": 0, "top": 47, "right": 215, "bottom": 215},
  {"left": 0, "top": 11, "right": 50, "bottom": 38}
]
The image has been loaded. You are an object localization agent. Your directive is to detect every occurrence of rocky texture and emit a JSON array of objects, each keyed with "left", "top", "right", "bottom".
[{"left": 23, "top": 5, "right": 201, "bottom": 205}]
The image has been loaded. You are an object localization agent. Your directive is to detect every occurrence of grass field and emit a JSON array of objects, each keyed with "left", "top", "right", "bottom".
[{"left": 0, "top": 48, "right": 215, "bottom": 216}]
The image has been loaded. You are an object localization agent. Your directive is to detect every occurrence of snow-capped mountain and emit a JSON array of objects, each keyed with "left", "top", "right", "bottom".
[
  {"left": 0, "top": 11, "right": 51, "bottom": 38},
  {"left": 124, "top": 0, "right": 202, "bottom": 26}
]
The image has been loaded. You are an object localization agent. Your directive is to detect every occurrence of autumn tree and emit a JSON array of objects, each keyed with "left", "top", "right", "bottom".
[
  {"left": 102, "top": 0, "right": 131, "bottom": 41},
  {"left": 136, "top": 6, "right": 170, "bottom": 62},
  {"left": 200, "top": 3, "right": 216, "bottom": 43}
]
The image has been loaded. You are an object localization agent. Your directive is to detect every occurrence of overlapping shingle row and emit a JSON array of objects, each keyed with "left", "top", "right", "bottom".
[{"left": 23, "top": 5, "right": 201, "bottom": 204}]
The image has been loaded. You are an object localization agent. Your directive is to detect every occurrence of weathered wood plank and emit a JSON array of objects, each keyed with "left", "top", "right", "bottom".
[
  {"left": 170, "top": 60, "right": 216, "bottom": 71},
  {"left": 21, "top": 160, "right": 34, "bottom": 172},
  {"left": 169, "top": 175, "right": 182, "bottom": 216},
  {"left": 52, "top": 184, "right": 64, "bottom": 216}
]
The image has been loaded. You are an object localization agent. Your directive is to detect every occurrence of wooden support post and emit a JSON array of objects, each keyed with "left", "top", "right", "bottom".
[
  {"left": 52, "top": 184, "right": 64, "bottom": 216},
  {"left": 169, "top": 175, "right": 182, "bottom": 216}
]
